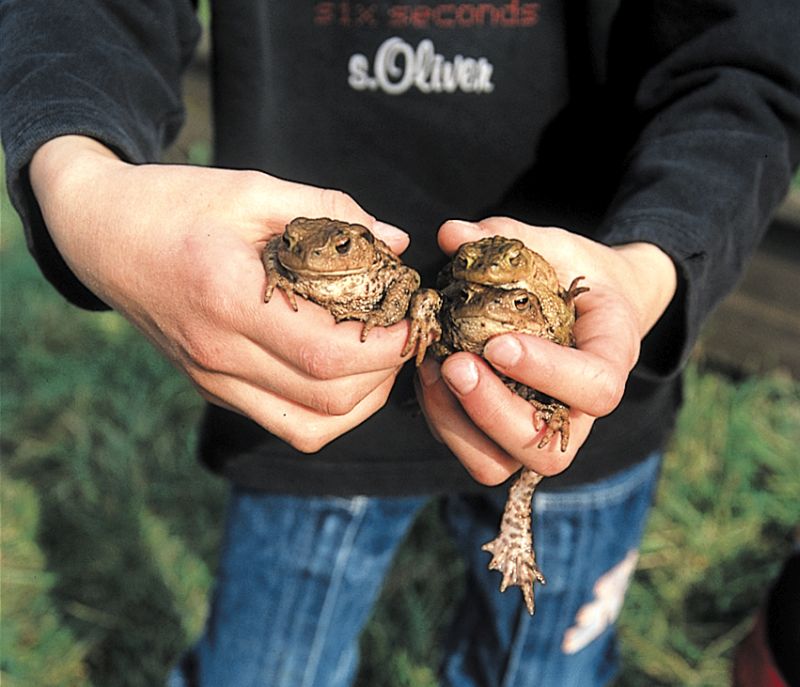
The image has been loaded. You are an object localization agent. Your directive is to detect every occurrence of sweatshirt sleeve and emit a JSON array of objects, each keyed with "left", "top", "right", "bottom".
[
  {"left": 598, "top": 0, "right": 800, "bottom": 378},
  {"left": 0, "top": 0, "right": 201, "bottom": 310}
]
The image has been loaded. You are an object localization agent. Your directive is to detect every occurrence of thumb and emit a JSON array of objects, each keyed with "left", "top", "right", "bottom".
[
  {"left": 253, "top": 175, "right": 410, "bottom": 253},
  {"left": 371, "top": 221, "right": 410, "bottom": 255},
  {"left": 437, "top": 219, "right": 491, "bottom": 255}
]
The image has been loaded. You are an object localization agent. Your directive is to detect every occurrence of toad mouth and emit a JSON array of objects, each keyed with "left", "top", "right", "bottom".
[{"left": 278, "top": 265, "right": 368, "bottom": 278}]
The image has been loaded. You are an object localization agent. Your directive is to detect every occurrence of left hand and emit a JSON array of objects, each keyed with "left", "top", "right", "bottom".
[{"left": 415, "top": 217, "right": 677, "bottom": 485}]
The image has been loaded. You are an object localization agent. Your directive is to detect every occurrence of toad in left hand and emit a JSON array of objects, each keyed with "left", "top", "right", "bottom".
[{"left": 262, "top": 217, "right": 440, "bottom": 364}]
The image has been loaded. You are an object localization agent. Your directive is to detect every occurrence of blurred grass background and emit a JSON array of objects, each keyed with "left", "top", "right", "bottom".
[{"left": 2, "top": 151, "right": 800, "bottom": 687}]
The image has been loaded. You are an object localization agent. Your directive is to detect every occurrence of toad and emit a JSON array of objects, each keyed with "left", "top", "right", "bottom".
[
  {"left": 443, "top": 234, "right": 561, "bottom": 293},
  {"left": 262, "top": 217, "right": 440, "bottom": 365},
  {"left": 431, "top": 236, "right": 588, "bottom": 614},
  {"left": 441, "top": 234, "right": 587, "bottom": 345}
]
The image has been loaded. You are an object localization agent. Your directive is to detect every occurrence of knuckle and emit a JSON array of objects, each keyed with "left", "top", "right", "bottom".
[
  {"left": 535, "top": 452, "right": 573, "bottom": 477},
  {"left": 289, "top": 428, "right": 333, "bottom": 454},
  {"left": 296, "top": 339, "right": 347, "bottom": 380},
  {"left": 184, "top": 337, "right": 225, "bottom": 374},
  {"left": 296, "top": 344, "right": 334, "bottom": 380},
  {"left": 318, "top": 188, "right": 368, "bottom": 222},
  {"left": 320, "top": 388, "right": 362, "bottom": 416},
  {"left": 467, "top": 462, "right": 512, "bottom": 487},
  {"left": 322, "top": 374, "right": 392, "bottom": 417},
  {"left": 479, "top": 216, "right": 510, "bottom": 234},
  {"left": 590, "top": 367, "right": 625, "bottom": 416},
  {"left": 237, "top": 169, "right": 270, "bottom": 200},
  {"left": 191, "top": 380, "right": 219, "bottom": 406}
]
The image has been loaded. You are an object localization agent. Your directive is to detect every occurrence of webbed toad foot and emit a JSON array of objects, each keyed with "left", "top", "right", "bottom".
[
  {"left": 403, "top": 288, "right": 443, "bottom": 366},
  {"left": 482, "top": 537, "right": 546, "bottom": 616}
]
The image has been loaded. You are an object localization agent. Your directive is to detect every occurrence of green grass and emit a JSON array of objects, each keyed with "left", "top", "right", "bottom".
[{"left": 2, "top": 182, "right": 799, "bottom": 686}]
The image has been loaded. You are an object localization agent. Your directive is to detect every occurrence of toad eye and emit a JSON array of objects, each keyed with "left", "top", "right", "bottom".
[
  {"left": 513, "top": 294, "right": 530, "bottom": 310},
  {"left": 356, "top": 226, "right": 375, "bottom": 243},
  {"left": 281, "top": 234, "right": 292, "bottom": 247},
  {"left": 335, "top": 237, "right": 352, "bottom": 254},
  {"left": 455, "top": 256, "right": 469, "bottom": 270},
  {"left": 508, "top": 250, "right": 522, "bottom": 267}
]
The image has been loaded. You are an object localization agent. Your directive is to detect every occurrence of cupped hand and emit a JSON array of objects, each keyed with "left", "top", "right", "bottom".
[
  {"left": 30, "top": 136, "right": 414, "bottom": 452},
  {"left": 415, "top": 217, "right": 678, "bottom": 484}
]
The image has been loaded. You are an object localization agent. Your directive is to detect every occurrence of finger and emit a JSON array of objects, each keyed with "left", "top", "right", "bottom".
[
  {"left": 439, "top": 353, "right": 591, "bottom": 476},
  {"left": 245, "top": 175, "right": 410, "bottom": 254},
  {"left": 483, "top": 336, "right": 628, "bottom": 419},
  {"left": 371, "top": 221, "right": 411, "bottom": 255},
  {"left": 256, "top": 295, "right": 418, "bottom": 377},
  {"left": 437, "top": 219, "right": 490, "bottom": 255},
  {"left": 244, "top": 177, "right": 378, "bottom": 236},
  {"left": 438, "top": 218, "right": 569, "bottom": 259},
  {"left": 195, "top": 247, "right": 418, "bottom": 379},
  {"left": 199, "top": 367, "right": 398, "bottom": 454},
  {"left": 416, "top": 358, "right": 520, "bottom": 485},
  {"left": 438, "top": 217, "right": 556, "bottom": 256},
  {"left": 437, "top": 218, "right": 592, "bottom": 285},
  {"left": 483, "top": 293, "right": 640, "bottom": 418},
  {"left": 187, "top": 329, "right": 402, "bottom": 416}
]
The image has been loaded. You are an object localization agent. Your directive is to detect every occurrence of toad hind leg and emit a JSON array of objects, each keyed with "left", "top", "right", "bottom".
[
  {"left": 482, "top": 468, "right": 546, "bottom": 615},
  {"left": 403, "top": 288, "right": 443, "bottom": 366}
]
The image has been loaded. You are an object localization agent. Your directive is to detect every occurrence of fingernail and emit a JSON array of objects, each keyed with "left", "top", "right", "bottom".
[
  {"left": 372, "top": 221, "right": 409, "bottom": 241},
  {"left": 442, "top": 358, "right": 479, "bottom": 395},
  {"left": 446, "top": 219, "right": 481, "bottom": 231},
  {"left": 485, "top": 335, "right": 523, "bottom": 369},
  {"left": 417, "top": 359, "right": 441, "bottom": 388}
]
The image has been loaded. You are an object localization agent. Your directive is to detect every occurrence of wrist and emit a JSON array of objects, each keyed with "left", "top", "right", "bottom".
[
  {"left": 612, "top": 242, "right": 678, "bottom": 338},
  {"left": 30, "top": 135, "right": 122, "bottom": 196},
  {"left": 29, "top": 136, "right": 130, "bottom": 302}
]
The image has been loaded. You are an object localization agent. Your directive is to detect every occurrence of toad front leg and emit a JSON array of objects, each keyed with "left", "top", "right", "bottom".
[
  {"left": 482, "top": 468, "right": 546, "bottom": 615},
  {"left": 262, "top": 237, "right": 299, "bottom": 310},
  {"left": 359, "top": 267, "right": 422, "bottom": 341}
]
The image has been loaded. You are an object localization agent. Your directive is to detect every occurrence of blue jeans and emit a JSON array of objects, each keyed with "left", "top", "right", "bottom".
[{"left": 168, "top": 453, "right": 661, "bottom": 687}]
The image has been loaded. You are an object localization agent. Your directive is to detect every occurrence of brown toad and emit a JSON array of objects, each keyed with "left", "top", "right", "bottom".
[
  {"left": 441, "top": 234, "right": 587, "bottom": 346},
  {"left": 443, "top": 234, "right": 561, "bottom": 293},
  {"left": 431, "top": 236, "right": 588, "bottom": 614},
  {"left": 262, "top": 217, "right": 439, "bottom": 363}
]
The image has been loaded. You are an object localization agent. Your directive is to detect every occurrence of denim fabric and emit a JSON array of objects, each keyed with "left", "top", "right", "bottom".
[
  {"left": 168, "top": 493, "right": 427, "bottom": 687},
  {"left": 168, "top": 453, "right": 661, "bottom": 687}
]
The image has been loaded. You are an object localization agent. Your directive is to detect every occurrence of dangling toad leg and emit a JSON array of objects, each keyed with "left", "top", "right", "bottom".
[{"left": 482, "top": 468, "right": 546, "bottom": 615}]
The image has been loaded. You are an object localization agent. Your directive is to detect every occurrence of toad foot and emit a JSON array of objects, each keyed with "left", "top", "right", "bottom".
[
  {"left": 403, "top": 288, "right": 443, "bottom": 366},
  {"left": 532, "top": 402, "right": 570, "bottom": 452}
]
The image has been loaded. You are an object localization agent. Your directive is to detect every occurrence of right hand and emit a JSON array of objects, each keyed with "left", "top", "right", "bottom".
[
  {"left": 30, "top": 135, "right": 413, "bottom": 452},
  {"left": 415, "top": 218, "right": 677, "bottom": 485}
]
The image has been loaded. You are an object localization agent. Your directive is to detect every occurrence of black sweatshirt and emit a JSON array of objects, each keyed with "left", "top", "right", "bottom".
[{"left": 2, "top": 0, "right": 799, "bottom": 494}]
